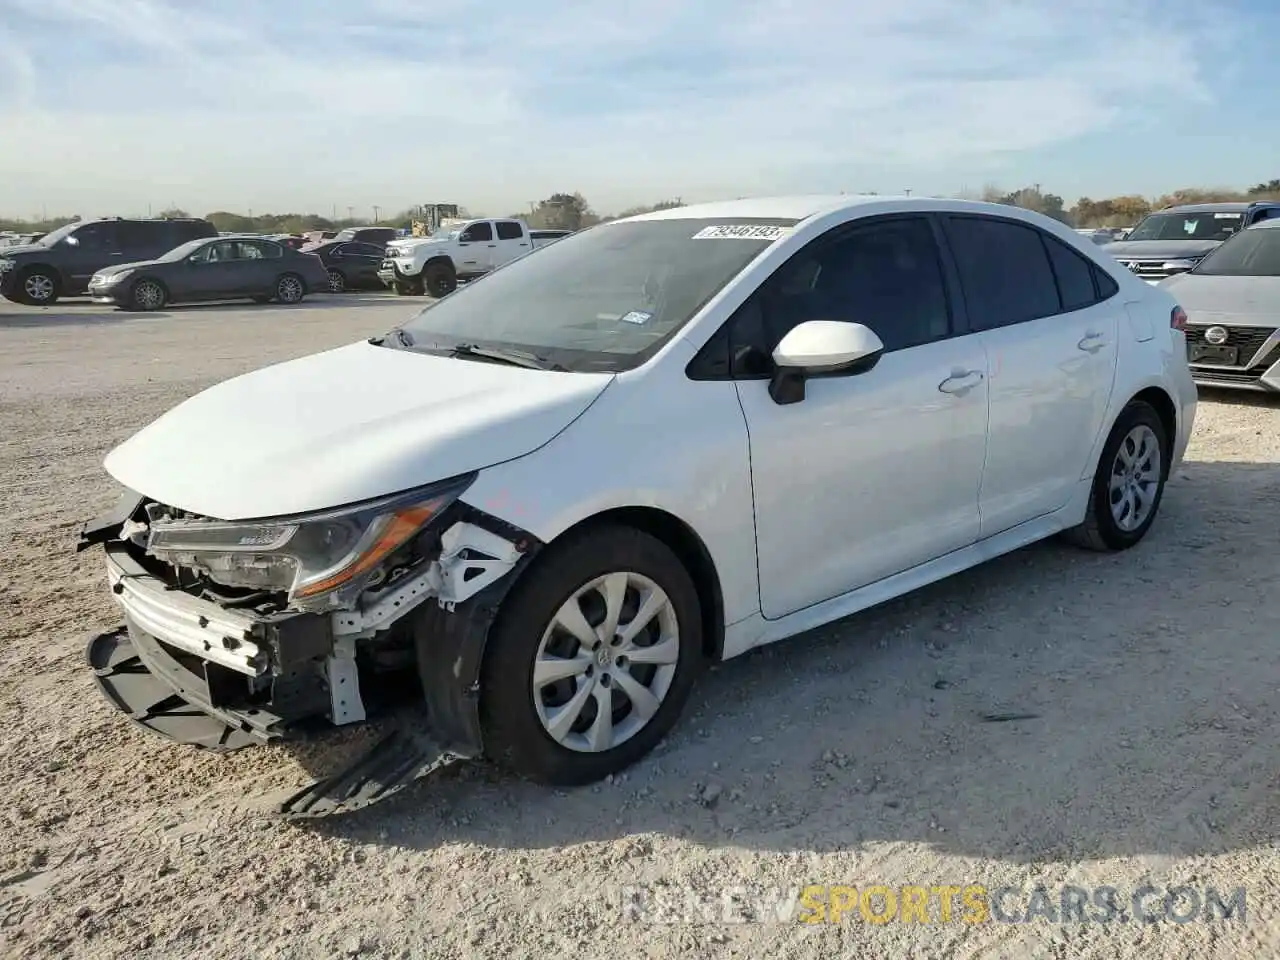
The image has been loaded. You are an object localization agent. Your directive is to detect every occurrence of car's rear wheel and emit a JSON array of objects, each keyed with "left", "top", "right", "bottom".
[
  {"left": 275, "top": 273, "right": 305, "bottom": 304},
  {"left": 18, "top": 267, "right": 59, "bottom": 306},
  {"left": 480, "top": 526, "right": 702, "bottom": 785},
  {"left": 393, "top": 278, "right": 423, "bottom": 296},
  {"left": 327, "top": 269, "right": 346, "bottom": 293},
  {"left": 1063, "top": 400, "right": 1168, "bottom": 551},
  {"left": 423, "top": 261, "right": 456, "bottom": 298},
  {"left": 130, "top": 278, "right": 167, "bottom": 311}
]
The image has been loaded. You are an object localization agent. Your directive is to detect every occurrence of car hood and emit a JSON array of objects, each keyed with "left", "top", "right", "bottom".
[
  {"left": 0, "top": 243, "right": 50, "bottom": 259},
  {"left": 95, "top": 259, "right": 162, "bottom": 276},
  {"left": 1102, "top": 239, "right": 1223, "bottom": 260},
  {"left": 103, "top": 340, "right": 614, "bottom": 520},
  {"left": 1160, "top": 273, "right": 1280, "bottom": 323},
  {"left": 387, "top": 238, "right": 447, "bottom": 253}
]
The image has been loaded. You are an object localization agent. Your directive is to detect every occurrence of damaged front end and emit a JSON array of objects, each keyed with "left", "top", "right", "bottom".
[{"left": 77, "top": 477, "right": 540, "bottom": 818}]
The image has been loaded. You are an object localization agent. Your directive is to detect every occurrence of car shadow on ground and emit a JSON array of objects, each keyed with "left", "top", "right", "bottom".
[
  {"left": 290, "top": 459, "right": 1279, "bottom": 867},
  {"left": 1196, "top": 385, "right": 1279, "bottom": 409}
]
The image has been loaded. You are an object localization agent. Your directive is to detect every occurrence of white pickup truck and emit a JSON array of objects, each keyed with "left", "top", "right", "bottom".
[{"left": 377, "top": 218, "right": 571, "bottom": 297}]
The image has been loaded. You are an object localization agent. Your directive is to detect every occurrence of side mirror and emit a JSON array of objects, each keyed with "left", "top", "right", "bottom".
[
  {"left": 768, "top": 320, "right": 885, "bottom": 405},
  {"left": 1161, "top": 260, "right": 1196, "bottom": 275},
  {"left": 63, "top": 235, "right": 79, "bottom": 247}
]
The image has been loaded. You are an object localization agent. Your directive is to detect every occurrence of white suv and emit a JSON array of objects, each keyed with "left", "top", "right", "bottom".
[{"left": 81, "top": 195, "right": 1196, "bottom": 816}]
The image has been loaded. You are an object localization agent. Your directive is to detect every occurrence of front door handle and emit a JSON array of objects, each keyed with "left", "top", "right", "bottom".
[
  {"left": 938, "top": 369, "right": 984, "bottom": 395},
  {"left": 487, "top": 244, "right": 497, "bottom": 248},
  {"left": 1078, "top": 332, "right": 1108, "bottom": 352}
]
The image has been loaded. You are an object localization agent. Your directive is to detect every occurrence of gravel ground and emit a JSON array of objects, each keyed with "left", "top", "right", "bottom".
[{"left": 1, "top": 297, "right": 1278, "bottom": 960}]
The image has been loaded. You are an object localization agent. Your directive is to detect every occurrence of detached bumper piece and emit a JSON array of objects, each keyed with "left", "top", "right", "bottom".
[
  {"left": 88, "top": 626, "right": 264, "bottom": 751},
  {"left": 274, "top": 723, "right": 463, "bottom": 819},
  {"left": 86, "top": 625, "right": 469, "bottom": 819}
]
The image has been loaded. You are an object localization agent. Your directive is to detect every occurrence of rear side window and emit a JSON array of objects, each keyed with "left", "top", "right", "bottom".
[
  {"left": 1042, "top": 234, "right": 1097, "bottom": 311},
  {"left": 495, "top": 221, "right": 524, "bottom": 240},
  {"left": 944, "top": 216, "right": 1061, "bottom": 331}
]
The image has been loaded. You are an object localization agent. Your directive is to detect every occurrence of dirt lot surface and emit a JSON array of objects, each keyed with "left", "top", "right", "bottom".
[{"left": 1, "top": 296, "right": 1278, "bottom": 959}]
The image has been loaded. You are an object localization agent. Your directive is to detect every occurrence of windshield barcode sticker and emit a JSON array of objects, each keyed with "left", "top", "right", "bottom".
[
  {"left": 692, "top": 224, "right": 791, "bottom": 240},
  {"left": 1214, "top": 213, "right": 1242, "bottom": 219}
]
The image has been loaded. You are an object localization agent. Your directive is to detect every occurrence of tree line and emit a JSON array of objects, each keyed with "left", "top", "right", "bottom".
[{"left": 6, "top": 181, "right": 1280, "bottom": 237}]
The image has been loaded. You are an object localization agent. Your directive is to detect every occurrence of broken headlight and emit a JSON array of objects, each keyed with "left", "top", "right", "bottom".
[{"left": 144, "top": 475, "right": 473, "bottom": 610}]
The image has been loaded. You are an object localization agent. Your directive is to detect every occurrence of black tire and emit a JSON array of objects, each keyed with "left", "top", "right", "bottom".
[
  {"left": 1062, "top": 400, "right": 1169, "bottom": 552},
  {"left": 393, "top": 278, "right": 423, "bottom": 296},
  {"left": 327, "top": 269, "right": 346, "bottom": 293},
  {"left": 129, "top": 278, "right": 167, "bottom": 311},
  {"left": 480, "top": 525, "right": 703, "bottom": 785},
  {"left": 275, "top": 273, "right": 306, "bottom": 304},
  {"left": 16, "top": 267, "right": 59, "bottom": 306},
  {"left": 423, "top": 260, "right": 457, "bottom": 298}
]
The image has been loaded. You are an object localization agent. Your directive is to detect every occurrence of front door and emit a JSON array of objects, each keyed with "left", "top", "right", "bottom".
[
  {"left": 64, "top": 221, "right": 124, "bottom": 291},
  {"left": 494, "top": 220, "right": 533, "bottom": 267},
  {"left": 455, "top": 221, "right": 494, "bottom": 275},
  {"left": 939, "top": 215, "right": 1121, "bottom": 535},
  {"left": 734, "top": 215, "right": 989, "bottom": 619}
]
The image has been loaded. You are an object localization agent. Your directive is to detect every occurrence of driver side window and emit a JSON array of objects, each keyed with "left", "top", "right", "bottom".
[{"left": 725, "top": 216, "right": 953, "bottom": 375}]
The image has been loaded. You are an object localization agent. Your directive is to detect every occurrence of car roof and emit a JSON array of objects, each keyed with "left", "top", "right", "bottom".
[
  {"left": 616, "top": 194, "right": 1041, "bottom": 225},
  {"left": 1158, "top": 202, "right": 1259, "bottom": 214}
]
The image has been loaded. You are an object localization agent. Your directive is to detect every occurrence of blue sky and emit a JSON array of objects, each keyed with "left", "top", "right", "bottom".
[{"left": 1, "top": 0, "right": 1277, "bottom": 219}]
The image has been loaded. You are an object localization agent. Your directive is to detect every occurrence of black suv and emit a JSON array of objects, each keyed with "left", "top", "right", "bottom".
[{"left": 0, "top": 217, "right": 218, "bottom": 305}]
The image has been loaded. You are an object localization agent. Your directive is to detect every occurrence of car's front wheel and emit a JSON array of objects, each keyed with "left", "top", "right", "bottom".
[
  {"left": 327, "top": 269, "right": 346, "bottom": 293},
  {"left": 1063, "top": 399, "right": 1168, "bottom": 551},
  {"left": 130, "top": 278, "right": 167, "bottom": 311},
  {"left": 17, "top": 267, "right": 59, "bottom": 306},
  {"left": 480, "top": 526, "right": 703, "bottom": 785}
]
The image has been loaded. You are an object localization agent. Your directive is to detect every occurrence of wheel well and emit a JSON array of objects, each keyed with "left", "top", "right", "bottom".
[
  {"left": 1131, "top": 386, "right": 1176, "bottom": 474},
  {"left": 18, "top": 262, "right": 62, "bottom": 285},
  {"left": 278, "top": 271, "right": 306, "bottom": 291},
  {"left": 556, "top": 507, "right": 726, "bottom": 662},
  {"left": 424, "top": 256, "right": 455, "bottom": 274}
]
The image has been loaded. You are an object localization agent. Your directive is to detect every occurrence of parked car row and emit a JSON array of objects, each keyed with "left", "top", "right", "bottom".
[{"left": 0, "top": 216, "right": 332, "bottom": 309}]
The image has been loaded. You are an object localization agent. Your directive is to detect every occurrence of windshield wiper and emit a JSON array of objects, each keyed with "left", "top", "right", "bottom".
[{"left": 448, "top": 343, "right": 566, "bottom": 371}]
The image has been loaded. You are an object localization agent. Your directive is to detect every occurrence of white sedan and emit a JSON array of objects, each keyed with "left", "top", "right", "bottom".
[{"left": 81, "top": 194, "right": 1197, "bottom": 814}]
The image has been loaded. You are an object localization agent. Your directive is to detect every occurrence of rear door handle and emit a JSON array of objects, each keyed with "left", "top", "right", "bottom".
[
  {"left": 938, "top": 369, "right": 984, "bottom": 395},
  {"left": 1078, "top": 332, "right": 1108, "bottom": 352},
  {"left": 487, "top": 244, "right": 497, "bottom": 248}
]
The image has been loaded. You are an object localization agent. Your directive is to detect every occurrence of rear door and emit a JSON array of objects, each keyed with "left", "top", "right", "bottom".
[
  {"left": 228, "top": 240, "right": 280, "bottom": 294},
  {"left": 939, "top": 214, "right": 1121, "bottom": 536},
  {"left": 494, "top": 220, "right": 532, "bottom": 266},
  {"left": 342, "top": 242, "right": 385, "bottom": 285}
]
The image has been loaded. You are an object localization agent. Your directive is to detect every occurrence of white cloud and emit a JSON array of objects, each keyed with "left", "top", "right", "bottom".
[{"left": 0, "top": 0, "right": 1236, "bottom": 217}]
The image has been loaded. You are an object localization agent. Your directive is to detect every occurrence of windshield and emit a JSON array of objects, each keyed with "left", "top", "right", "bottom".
[
  {"left": 159, "top": 238, "right": 211, "bottom": 261},
  {"left": 1192, "top": 227, "right": 1280, "bottom": 277},
  {"left": 1124, "top": 211, "right": 1244, "bottom": 242},
  {"left": 37, "top": 222, "right": 82, "bottom": 246},
  {"left": 396, "top": 217, "right": 797, "bottom": 372}
]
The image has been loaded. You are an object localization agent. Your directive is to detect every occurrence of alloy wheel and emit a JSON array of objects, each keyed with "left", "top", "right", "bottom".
[
  {"left": 327, "top": 269, "right": 345, "bottom": 293},
  {"left": 24, "top": 273, "right": 54, "bottom": 303},
  {"left": 277, "top": 275, "right": 304, "bottom": 303},
  {"left": 134, "top": 280, "right": 164, "bottom": 310}
]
